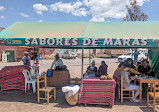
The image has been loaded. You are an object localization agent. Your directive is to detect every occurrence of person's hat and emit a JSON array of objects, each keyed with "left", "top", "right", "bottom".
[
  {"left": 24, "top": 51, "right": 29, "bottom": 54},
  {"left": 54, "top": 53, "right": 59, "bottom": 58},
  {"left": 91, "top": 60, "right": 95, "bottom": 64},
  {"left": 126, "top": 58, "right": 132, "bottom": 62}
]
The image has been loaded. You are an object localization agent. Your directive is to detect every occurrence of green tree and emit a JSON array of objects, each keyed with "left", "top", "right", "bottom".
[{"left": 123, "top": 0, "right": 148, "bottom": 21}]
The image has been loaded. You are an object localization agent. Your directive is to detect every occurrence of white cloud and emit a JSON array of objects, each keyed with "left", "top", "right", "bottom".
[
  {"left": 20, "top": 12, "right": 29, "bottom": 18},
  {"left": 90, "top": 17, "right": 105, "bottom": 22},
  {"left": 33, "top": 3, "right": 48, "bottom": 15},
  {"left": 33, "top": 0, "right": 148, "bottom": 21},
  {"left": 84, "top": 0, "right": 130, "bottom": 21},
  {"left": 50, "top": 1, "right": 88, "bottom": 16},
  {"left": 0, "top": 6, "right": 5, "bottom": 11},
  {"left": 86, "top": 0, "right": 148, "bottom": 21},
  {"left": 0, "top": 15, "right": 4, "bottom": 19},
  {"left": 72, "top": 8, "right": 88, "bottom": 16},
  {"left": 39, "top": 20, "right": 43, "bottom": 22}
]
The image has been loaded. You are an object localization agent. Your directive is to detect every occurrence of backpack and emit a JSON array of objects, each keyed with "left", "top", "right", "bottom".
[{"left": 47, "top": 69, "right": 53, "bottom": 77}]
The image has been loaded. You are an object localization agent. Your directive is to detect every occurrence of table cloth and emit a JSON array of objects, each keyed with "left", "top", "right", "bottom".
[
  {"left": 78, "top": 78, "right": 115, "bottom": 106},
  {"left": 0, "top": 65, "right": 30, "bottom": 91}
]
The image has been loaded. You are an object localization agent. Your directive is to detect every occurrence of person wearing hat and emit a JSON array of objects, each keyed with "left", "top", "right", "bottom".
[
  {"left": 22, "top": 51, "right": 31, "bottom": 66},
  {"left": 87, "top": 60, "right": 98, "bottom": 74},
  {"left": 120, "top": 63, "right": 140, "bottom": 102},
  {"left": 84, "top": 60, "right": 97, "bottom": 78},
  {"left": 51, "top": 53, "right": 64, "bottom": 70}
]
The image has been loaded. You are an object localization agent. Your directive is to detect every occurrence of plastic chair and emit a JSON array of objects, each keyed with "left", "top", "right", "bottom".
[
  {"left": 37, "top": 74, "right": 56, "bottom": 104},
  {"left": 147, "top": 81, "right": 159, "bottom": 112},
  {"left": 22, "top": 69, "right": 37, "bottom": 93},
  {"left": 120, "top": 75, "right": 134, "bottom": 103},
  {"left": 30, "top": 65, "right": 40, "bottom": 78}
]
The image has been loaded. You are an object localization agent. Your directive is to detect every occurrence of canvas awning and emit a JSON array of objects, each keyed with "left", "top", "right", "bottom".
[{"left": 0, "top": 22, "right": 159, "bottom": 48}]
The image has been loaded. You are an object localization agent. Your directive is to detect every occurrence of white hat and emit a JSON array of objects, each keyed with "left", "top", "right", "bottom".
[{"left": 24, "top": 51, "right": 29, "bottom": 54}]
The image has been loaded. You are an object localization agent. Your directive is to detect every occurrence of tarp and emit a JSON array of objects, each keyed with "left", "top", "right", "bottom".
[
  {"left": 0, "top": 22, "right": 159, "bottom": 48},
  {"left": 148, "top": 48, "right": 159, "bottom": 78},
  {"left": 0, "top": 21, "right": 159, "bottom": 77}
]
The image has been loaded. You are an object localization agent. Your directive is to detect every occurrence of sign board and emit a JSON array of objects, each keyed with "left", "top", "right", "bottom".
[
  {"left": 0, "top": 38, "right": 159, "bottom": 48},
  {"left": 2, "top": 53, "right": 7, "bottom": 63}
]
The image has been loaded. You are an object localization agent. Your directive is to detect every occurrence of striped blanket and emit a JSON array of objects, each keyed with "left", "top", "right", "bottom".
[
  {"left": 78, "top": 78, "right": 115, "bottom": 106},
  {"left": 0, "top": 65, "right": 30, "bottom": 91}
]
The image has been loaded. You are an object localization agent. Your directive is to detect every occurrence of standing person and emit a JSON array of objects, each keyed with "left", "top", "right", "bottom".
[
  {"left": 51, "top": 53, "right": 64, "bottom": 70},
  {"left": 98, "top": 61, "right": 108, "bottom": 76},
  {"left": 120, "top": 64, "right": 140, "bottom": 102},
  {"left": 22, "top": 52, "right": 31, "bottom": 66},
  {"left": 134, "top": 49, "right": 139, "bottom": 65}
]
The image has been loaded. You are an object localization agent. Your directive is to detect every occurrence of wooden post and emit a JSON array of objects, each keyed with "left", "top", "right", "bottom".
[{"left": 81, "top": 48, "right": 84, "bottom": 79}]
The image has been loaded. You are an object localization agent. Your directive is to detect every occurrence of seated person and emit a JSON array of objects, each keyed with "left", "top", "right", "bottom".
[
  {"left": 138, "top": 59, "right": 155, "bottom": 77},
  {"left": 138, "top": 59, "right": 155, "bottom": 96},
  {"left": 125, "top": 58, "right": 136, "bottom": 69},
  {"left": 120, "top": 64, "right": 140, "bottom": 102},
  {"left": 125, "top": 58, "right": 136, "bottom": 76},
  {"left": 98, "top": 61, "right": 108, "bottom": 76},
  {"left": 113, "top": 62, "right": 125, "bottom": 82},
  {"left": 84, "top": 67, "right": 96, "bottom": 78},
  {"left": 87, "top": 60, "right": 98, "bottom": 76},
  {"left": 51, "top": 53, "right": 66, "bottom": 70},
  {"left": 113, "top": 62, "right": 143, "bottom": 82},
  {"left": 125, "top": 58, "right": 144, "bottom": 82}
]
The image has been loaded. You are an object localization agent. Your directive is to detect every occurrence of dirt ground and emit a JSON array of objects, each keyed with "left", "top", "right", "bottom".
[
  {"left": 0, "top": 58, "right": 157, "bottom": 112},
  {"left": 0, "top": 89, "right": 155, "bottom": 112}
]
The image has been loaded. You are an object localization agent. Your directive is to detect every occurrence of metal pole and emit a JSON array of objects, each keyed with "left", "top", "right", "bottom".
[
  {"left": 131, "top": 48, "right": 134, "bottom": 60},
  {"left": 33, "top": 47, "right": 36, "bottom": 65},
  {"left": 89, "top": 49, "right": 91, "bottom": 66},
  {"left": 81, "top": 48, "right": 84, "bottom": 79}
]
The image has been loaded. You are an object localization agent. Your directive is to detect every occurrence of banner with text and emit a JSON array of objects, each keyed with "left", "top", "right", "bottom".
[{"left": 0, "top": 38, "right": 159, "bottom": 48}]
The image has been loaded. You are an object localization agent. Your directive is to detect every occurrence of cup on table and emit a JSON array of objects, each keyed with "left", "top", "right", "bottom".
[
  {"left": 135, "top": 75, "right": 138, "bottom": 78},
  {"left": 148, "top": 76, "right": 153, "bottom": 78}
]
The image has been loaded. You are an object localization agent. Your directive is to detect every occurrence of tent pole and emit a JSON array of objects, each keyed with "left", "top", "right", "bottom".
[
  {"left": 131, "top": 48, "right": 134, "bottom": 60},
  {"left": 89, "top": 49, "right": 91, "bottom": 66},
  {"left": 33, "top": 47, "right": 36, "bottom": 65},
  {"left": 81, "top": 48, "right": 84, "bottom": 79}
]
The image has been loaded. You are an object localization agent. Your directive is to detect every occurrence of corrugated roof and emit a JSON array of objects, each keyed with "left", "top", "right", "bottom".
[{"left": 0, "top": 21, "right": 159, "bottom": 39}]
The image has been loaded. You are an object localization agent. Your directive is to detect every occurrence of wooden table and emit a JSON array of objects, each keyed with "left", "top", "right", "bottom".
[{"left": 134, "top": 77, "right": 159, "bottom": 104}]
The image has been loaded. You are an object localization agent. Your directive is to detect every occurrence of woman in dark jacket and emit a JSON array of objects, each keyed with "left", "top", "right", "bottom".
[{"left": 98, "top": 61, "right": 108, "bottom": 76}]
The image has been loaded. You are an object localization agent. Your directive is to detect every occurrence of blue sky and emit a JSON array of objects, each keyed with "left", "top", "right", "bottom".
[{"left": 0, "top": 0, "right": 159, "bottom": 28}]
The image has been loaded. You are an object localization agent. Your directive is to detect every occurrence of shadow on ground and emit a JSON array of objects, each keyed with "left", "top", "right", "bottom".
[{"left": 0, "top": 88, "right": 156, "bottom": 111}]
